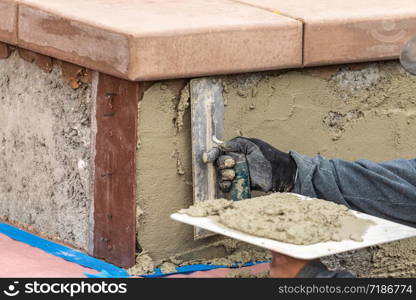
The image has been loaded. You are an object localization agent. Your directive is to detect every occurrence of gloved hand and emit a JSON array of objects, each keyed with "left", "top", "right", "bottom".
[{"left": 216, "top": 137, "right": 297, "bottom": 193}]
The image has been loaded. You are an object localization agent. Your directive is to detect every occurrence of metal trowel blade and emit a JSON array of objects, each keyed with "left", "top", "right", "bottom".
[{"left": 401, "top": 36, "right": 416, "bottom": 75}]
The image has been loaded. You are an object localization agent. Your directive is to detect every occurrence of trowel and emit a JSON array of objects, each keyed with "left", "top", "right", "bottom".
[{"left": 189, "top": 78, "right": 251, "bottom": 239}]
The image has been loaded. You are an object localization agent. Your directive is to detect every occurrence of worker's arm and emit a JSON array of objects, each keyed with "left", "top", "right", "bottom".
[
  {"left": 290, "top": 151, "right": 416, "bottom": 228},
  {"left": 218, "top": 137, "right": 416, "bottom": 278},
  {"left": 218, "top": 137, "right": 416, "bottom": 227}
]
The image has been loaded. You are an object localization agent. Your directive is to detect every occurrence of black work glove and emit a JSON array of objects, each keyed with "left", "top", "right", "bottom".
[{"left": 216, "top": 137, "right": 297, "bottom": 193}]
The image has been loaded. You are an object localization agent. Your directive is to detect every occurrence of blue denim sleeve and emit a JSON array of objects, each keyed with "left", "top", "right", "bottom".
[{"left": 290, "top": 151, "right": 416, "bottom": 228}]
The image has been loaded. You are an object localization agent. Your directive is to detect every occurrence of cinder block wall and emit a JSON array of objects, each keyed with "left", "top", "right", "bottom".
[{"left": 137, "top": 61, "right": 416, "bottom": 276}]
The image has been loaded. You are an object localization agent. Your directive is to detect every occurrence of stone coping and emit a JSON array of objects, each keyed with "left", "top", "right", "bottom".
[{"left": 0, "top": 0, "right": 415, "bottom": 81}]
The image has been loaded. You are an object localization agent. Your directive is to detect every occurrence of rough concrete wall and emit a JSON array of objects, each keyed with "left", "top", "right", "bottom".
[
  {"left": 137, "top": 61, "right": 416, "bottom": 276},
  {"left": 321, "top": 238, "right": 416, "bottom": 277},
  {"left": 0, "top": 51, "right": 92, "bottom": 250},
  {"left": 136, "top": 80, "right": 225, "bottom": 261}
]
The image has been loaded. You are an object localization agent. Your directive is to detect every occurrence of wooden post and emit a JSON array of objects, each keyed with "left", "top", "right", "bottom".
[
  {"left": 92, "top": 73, "right": 138, "bottom": 268},
  {"left": 0, "top": 42, "right": 10, "bottom": 59}
]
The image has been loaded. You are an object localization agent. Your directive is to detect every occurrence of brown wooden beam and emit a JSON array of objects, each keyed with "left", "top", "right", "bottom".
[
  {"left": 0, "top": 42, "right": 11, "bottom": 59},
  {"left": 93, "top": 73, "right": 138, "bottom": 268}
]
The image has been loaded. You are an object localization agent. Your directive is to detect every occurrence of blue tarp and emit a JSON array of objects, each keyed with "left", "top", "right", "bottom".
[
  {"left": 0, "top": 222, "right": 269, "bottom": 278},
  {"left": 0, "top": 223, "right": 128, "bottom": 278}
]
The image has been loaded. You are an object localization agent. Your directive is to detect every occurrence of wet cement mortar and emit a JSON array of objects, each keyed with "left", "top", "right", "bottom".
[
  {"left": 0, "top": 51, "right": 92, "bottom": 249},
  {"left": 136, "top": 61, "right": 416, "bottom": 277},
  {"left": 179, "top": 194, "right": 373, "bottom": 245}
]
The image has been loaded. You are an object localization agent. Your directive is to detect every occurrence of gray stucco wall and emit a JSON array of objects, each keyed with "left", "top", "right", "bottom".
[{"left": 0, "top": 51, "right": 92, "bottom": 250}]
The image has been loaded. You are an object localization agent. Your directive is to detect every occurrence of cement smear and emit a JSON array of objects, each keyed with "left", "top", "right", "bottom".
[
  {"left": 180, "top": 193, "right": 373, "bottom": 245},
  {"left": 0, "top": 51, "right": 92, "bottom": 249},
  {"left": 127, "top": 238, "right": 271, "bottom": 276},
  {"left": 170, "top": 240, "right": 271, "bottom": 268},
  {"left": 178, "top": 198, "right": 232, "bottom": 217},
  {"left": 128, "top": 251, "right": 155, "bottom": 275},
  {"left": 159, "top": 262, "right": 178, "bottom": 274},
  {"left": 227, "top": 269, "right": 269, "bottom": 278}
]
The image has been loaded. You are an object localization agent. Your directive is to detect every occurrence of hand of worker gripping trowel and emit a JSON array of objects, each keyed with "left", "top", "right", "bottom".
[
  {"left": 203, "top": 137, "right": 251, "bottom": 200},
  {"left": 205, "top": 137, "right": 298, "bottom": 196},
  {"left": 401, "top": 36, "right": 416, "bottom": 75}
]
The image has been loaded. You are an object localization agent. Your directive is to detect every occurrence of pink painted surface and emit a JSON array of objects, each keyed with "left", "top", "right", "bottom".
[
  {"left": 0, "top": 0, "right": 18, "bottom": 45},
  {"left": 0, "top": 233, "right": 99, "bottom": 278},
  {"left": 0, "top": 231, "right": 268, "bottom": 278}
]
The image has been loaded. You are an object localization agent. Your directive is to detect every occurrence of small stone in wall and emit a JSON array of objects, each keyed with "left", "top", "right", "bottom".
[
  {"left": 60, "top": 61, "right": 92, "bottom": 89},
  {"left": 237, "top": 89, "right": 249, "bottom": 98},
  {"left": 17, "top": 48, "right": 53, "bottom": 73}
]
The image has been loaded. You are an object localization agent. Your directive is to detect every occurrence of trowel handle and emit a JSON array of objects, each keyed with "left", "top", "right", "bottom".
[{"left": 229, "top": 152, "right": 251, "bottom": 201}]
